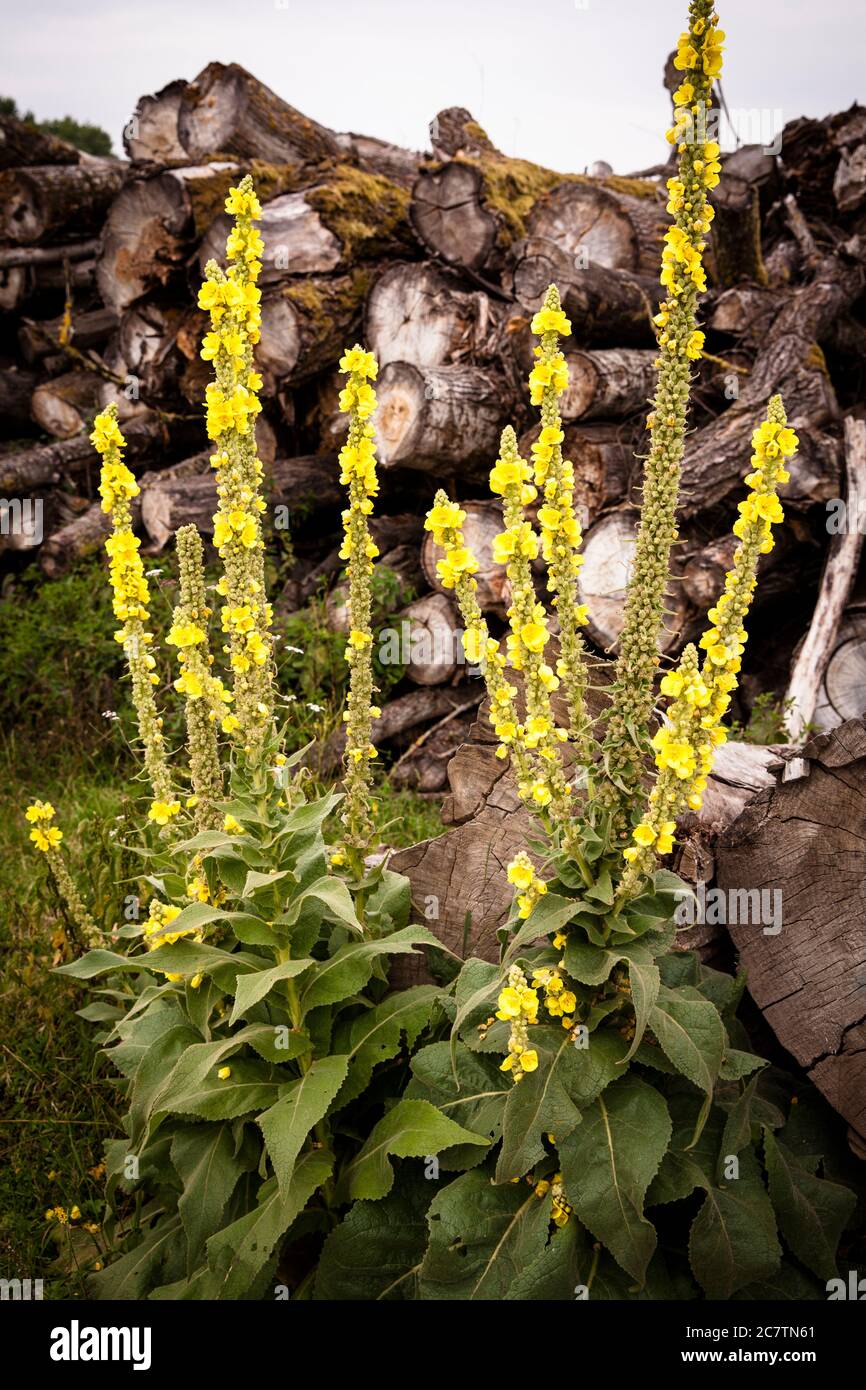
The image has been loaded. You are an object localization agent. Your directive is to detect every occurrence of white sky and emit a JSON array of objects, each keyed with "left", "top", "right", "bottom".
[{"left": 1, "top": 0, "right": 863, "bottom": 171}]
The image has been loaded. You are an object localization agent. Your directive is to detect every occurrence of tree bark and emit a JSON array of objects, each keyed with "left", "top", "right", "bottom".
[
  {"left": 0, "top": 113, "right": 79, "bottom": 169},
  {"left": 257, "top": 269, "right": 369, "bottom": 387},
  {"left": 558, "top": 347, "right": 657, "bottom": 421},
  {"left": 517, "top": 421, "right": 634, "bottom": 526},
  {"left": 0, "top": 161, "right": 125, "bottom": 244},
  {"left": 177, "top": 63, "right": 340, "bottom": 167}
]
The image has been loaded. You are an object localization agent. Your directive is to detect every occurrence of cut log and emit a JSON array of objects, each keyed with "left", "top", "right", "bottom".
[
  {"left": 375, "top": 360, "right": 506, "bottom": 472},
  {"left": 124, "top": 80, "right": 188, "bottom": 163},
  {"left": 19, "top": 305, "right": 118, "bottom": 364},
  {"left": 716, "top": 719, "right": 866, "bottom": 1151},
  {"left": 140, "top": 451, "right": 340, "bottom": 551},
  {"left": 577, "top": 509, "right": 689, "bottom": 653},
  {"left": 96, "top": 161, "right": 240, "bottom": 312},
  {"left": 257, "top": 270, "right": 369, "bottom": 386},
  {"left": 30, "top": 370, "right": 101, "bottom": 439},
  {"left": 429, "top": 108, "right": 499, "bottom": 160},
  {"left": 710, "top": 176, "right": 768, "bottom": 287},
  {"left": 177, "top": 63, "right": 339, "bottom": 167},
  {"left": 508, "top": 236, "right": 656, "bottom": 346},
  {"left": 679, "top": 240, "right": 866, "bottom": 514},
  {"left": 0, "top": 113, "right": 79, "bottom": 169},
  {"left": 390, "top": 703, "right": 480, "bottom": 794},
  {"left": 785, "top": 418, "right": 866, "bottom": 739},
  {"left": 0, "top": 367, "right": 38, "bottom": 432},
  {"left": 0, "top": 162, "right": 125, "bottom": 244},
  {"left": 526, "top": 180, "right": 667, "bottom": 277},
  {"left": 410, "top": 141, "right": 663, "bottom": 282},
  {"left": 517, "top": 421, "right": 634, "bottom": 526},
  {"left": 0, "top": 242, "right": 97, "bottom": 311},
  {"left": 558, "top": 347, "right": 657, "bottom": 421},
  {"left": 117, "top": 298, "right": 202, "bottom": 400},
  {"left": 811, "top": 606, "right": 866, "bottom": 732},
  {"left": 0, "top": 427, "right": 152, "bottom": 492},
  {"left": 198, "top": 165, "right": 411, "bottom": 282},
  {"left": 681, "top": 527, "right": 802, "bottom": 614},
  {"left": 400, "top": 592, "right": 462, "bottom": 685},
  {"left": 421, "top": 499, "right": 508, "bottom": 611},
  {"left": 365, "top": 261, "right": 499, "bottom": 370}
]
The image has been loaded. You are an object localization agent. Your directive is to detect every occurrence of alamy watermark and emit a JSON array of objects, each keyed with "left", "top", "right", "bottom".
[{"left": 675, "top": 880, "right": 782, "bottom": 935}]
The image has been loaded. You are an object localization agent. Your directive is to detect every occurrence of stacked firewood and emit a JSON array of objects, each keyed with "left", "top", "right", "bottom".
[{"left": 3, "top": 64, "right": 866, "bottom": 789}]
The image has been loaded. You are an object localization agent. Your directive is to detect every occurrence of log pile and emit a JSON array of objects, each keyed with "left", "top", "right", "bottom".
[{"left": 2, "top": 68, "right": 866, "bottom": 1142}]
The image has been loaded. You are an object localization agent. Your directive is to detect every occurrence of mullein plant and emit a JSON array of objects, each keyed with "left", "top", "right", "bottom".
[
  {"left": 30, "top": 177, "right": 480, "bottom": 1301},
  {"left": 403, "top": 2, "right": 858, "bottom": 1299}
]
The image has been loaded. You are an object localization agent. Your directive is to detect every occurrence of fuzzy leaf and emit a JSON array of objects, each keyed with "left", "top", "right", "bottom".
[
  {"left": 649, "top": 985, "right": 725, "bottom": 1113},
  {"left": 257, "top": 1055, "right": 350, "bottom": 1196},
  {"left": 688, "top": 1147, "right": 781, "bottom": 1298},
  {"left": 171, "top": 1124, "right": 242, "bottom": 1275},
  {"left": 314, "top": 1176, "right": 431, "bottom": 1300},
  {"left": 336, "top": 1099, "right": 488, "bottom": 1203},
  {"left": 205, "top": 1150, "right": 334, "bottom": 1299},
  {"left": 299, "top": 926, "right": 440, "bottom": 1014},
  {"left": 764, "top": 1130, "right": 855, "bottom": 1281},
  {"left": 558, "top": 1073, "right": 671, "bottom": 1285},
  {"left": 419, "top": 1166, "right": 551, "bottom": 1300},
  {"left": 87, "top": 1215, "right": 184, "bottom": 1300},
  {"left": 406, "top": 1042, "right": 509, "bottom": 1170},
  {"left": 162, "top": 1056, "right": 282, "bottom": 1122},
  {"left": 228, "top": 956, "right": 315, "bottom": 1025},
  {"left": 332, "top": 986, "right": 441, "bottom": 1107}
]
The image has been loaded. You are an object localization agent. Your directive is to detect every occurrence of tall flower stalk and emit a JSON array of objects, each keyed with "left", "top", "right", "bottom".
[
  {"left": 333, "top": 346, "right": 382, "bottom": 870},
  {"left": 25, "top": 801, "right": 99, "bottom": 946},
  {"left": 600, "top": 0, "right": 724, "bottom": 835},
  {"left": 168, "top": 525, "right": 234, "bottom": 829},
  {"left": 528, "top": 288, "right": 593, "bottom": 759},
  {"left": 91, "top": 405, "right": 177, "bottom": 827},
  {"left": 198, "top": 175, "right": 273, "bottom": 753},
  {"left": 620, "top": 395, "right": 795, "bottom": 893}
]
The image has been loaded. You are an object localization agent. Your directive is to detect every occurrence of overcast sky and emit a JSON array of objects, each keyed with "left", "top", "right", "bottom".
[{"left": 1, "top": 0, "right": 863, "bottom": 172}]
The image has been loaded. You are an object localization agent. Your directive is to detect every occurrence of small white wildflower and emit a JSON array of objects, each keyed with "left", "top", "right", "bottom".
[
  {"left": 145, "top": 568, "right": 163, "bottom": 578},
  {"left": 307, "top": 703, "right": 324, "bottom": 713},
  {"left": 284, "top": 645, "right": 304, "bottom": 655},
  {"left": 101, "top": 710, "right": 118, "bottom": 720}
]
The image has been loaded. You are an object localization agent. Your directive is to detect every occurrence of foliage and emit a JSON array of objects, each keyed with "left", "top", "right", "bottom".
[{"left": 0, "top": 95, "right": 113, "bottom": 155}]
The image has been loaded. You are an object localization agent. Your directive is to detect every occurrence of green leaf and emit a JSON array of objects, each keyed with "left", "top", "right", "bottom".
[
  {"left": 419, "top": 1166, "right": 551, "bottom": 1300},
  {"left": 647, "top": 1092, "right": 726, "bottom": 1206},
  {"left": 205, "top": 1150, "right": 334, "bottom": 1299},
  {"left": 314, "top": 1176, "right": 431, "bottom": 1300},
  {"left": 558, "top": 1073, "right": 671, "bottom": 1284},
  {"left": 503, "top": 1217, "right": 594, "bottom": 1300},
  {"left": 257, "top": 1055, "right": 349, "bottom": 1196},
  {"left": 171, "top": 1124, "right": 242, "bottom": 1275},
  {"left": 764, "top": 1130, "right": 856, "bottom": 1281},
  {"left": 163, "top": 1056, "right": 282, "bottom": 1122},
  {"left": 54, "top": 948, "right": 147, "bottom": 979},
  {"left": 406, "top": 1042, "right": 509, "bottom": 1170},
  {"left": 624, "top": 955, "right": 660, "bottom": 1062},
  {"left": 494, "top": 1027, "right": 629, "bottom": 1183},
  {"left": 649, "top": 985, "right": 725, "bottom": 1120},
  {"left": 502, "top": 892, "right": 580, "bottom": 964},
  {"left": 228, "top": 956, "right": 315, "bottom": 1025},
  {"left": 718, "top": 1073, "right": 784, "bottom": 1159},
  {"left": 333, "top": 986, "right": 441, "bottom": 1107},
  {"left": 276, "top": 875, "right": 363, "bottom": 937},
  {"left": 336, "top": 1099, "right": 489, "bottom": 1203},
  {"left": 87, "top": 1215, "right": 184, "bottom": 1300},
  {"left": 299, "top": 927, "right": 440, "bottom": 1014},
  {"left": 688, "top": 1147, "right": 781, "bottom": 1299},
  {"left": 720, "top": 1048, "right": 767, "bottom": 1081}
]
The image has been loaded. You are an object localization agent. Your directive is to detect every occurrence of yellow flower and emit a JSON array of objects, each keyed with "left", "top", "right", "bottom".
[
  {"left": 223, "top": 814, "right": 242, "bottom": 833},
  {"left": 148, "top": 800, "right": 181, "bottom": 826},
  {"left": 217, "top": 1066, "right": 232, "bottom": 1080}
]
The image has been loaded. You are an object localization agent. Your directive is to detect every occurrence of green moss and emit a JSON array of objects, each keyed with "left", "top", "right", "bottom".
[
  {"left": 283, "top": 267, "right": 370, "bottom": 354},
  {"left": 187, "top": 159, "right": 307, "bottom": 237},
  {"left": 306, "top": 163, "right": 412, "bottom": 261},
  {"left": 457, "top": 152, "right": 663, "bottom": 248}
]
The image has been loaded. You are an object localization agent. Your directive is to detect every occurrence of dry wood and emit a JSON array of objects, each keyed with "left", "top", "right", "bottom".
[
  {"left": 177, "top": 63, "right": 340, "bottom": 167},
  {"left": 365, "top": 261, "right": 499, "bottom": 370},
  {"left": 716, "top": 718, "right": 866, "bottom": 1152},
  {"left": 96, "top": 161, "right": 240, "bottom": 312},
  {"left": 124, "top": 80, "right": 188, "bottom": 164},
  {"left": 578, "top": 509, "right": 689, "bottom": 653},
  {"left": 811, "top": 606, "right": 866, "bottom": 732},
  {"left": 19, "top": 305, "right": 118, "bottom": 363},
  {"left": 30, "top": 370, "right": 102, "bottom": 439},
  {"left": 558, "top": 347, "right": 657, "bottom": 421},
  {"left": 508, "top": 236, "right": 655, "bottom": 346},
  {"left": 784, "top": 418, "right": 866, "bottom": 739},
  {"left": 375, "top": 360, "right": 506, "bottom": 472},
  {"left": 526, "top": 180, "right": 667, "bottom": 277},
  {"left": 257, "top": 270, "right": 368, "bottom": 387},
  {"left": 400, "top": 592, "right": 462, "bottom": 685},
  {"left": 517, "top": 421, "right": 634, "bottom": 527},
  {"left": 306, "top": 687, "right": 474, "bottom": 775},
  {"left": 0, "top": 161, "right": 125, "bottom": 244},
  {"left": 0, "top": 367, "right": 38, "bottom": 431}
]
